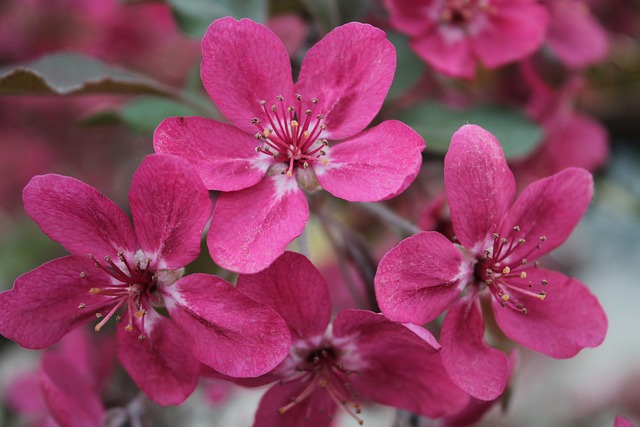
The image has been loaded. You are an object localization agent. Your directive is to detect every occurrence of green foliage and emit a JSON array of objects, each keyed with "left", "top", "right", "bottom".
[
  {"left": 167, "top": 0, "right": 267, "bottom": 38},
  {"left": 386, "top": 32, "right": 425, "bottom": 100},
  {"left": 0, "top": 53, "right": 174, "bottom": 97},
  {"left": 396, "top": 101, "right": 544, "bottom": 159}
]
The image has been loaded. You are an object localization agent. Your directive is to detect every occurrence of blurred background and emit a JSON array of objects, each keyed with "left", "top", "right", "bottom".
[{"left": 0, "top": 1, "right": 638, "bottom": 426}]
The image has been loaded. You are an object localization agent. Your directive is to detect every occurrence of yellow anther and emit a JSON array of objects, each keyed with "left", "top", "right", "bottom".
[
  {"left": 125, "top": 324, "right": 133, "bottom": 332},
  {"left": 319, "top": 379, "right": 329, "bottom": 388},
  {"left": 286, "top": 170, "right": 293, "bottom": 177},
  {"left": 262, "top": 129, "right": 271, "bottom": 137},
  {"left": 135, "top": 310, "right": 146, "bottom": 318},
  {"left": 502, "top": 266, "right": 511, "bottom": 274},
  {"left": 502, "top": 294, "right": 510, "bottom": 302},
  {"left": 94, "top": 324, "right": 103, "bottom": 332},
  {"left": 537, "top": 292, "right": 546, "bottom": 300},
  {"left": 520, "top": 271, "right": 527, "bottom": 279},
  {"left": 303, "top": 130, "right": 310, "bottom": 138},
  {"left": 290, "top": 120, "right": 299, "bottom": 127},
  {"left": 321, "top": 158, "right": 329, "bottom": 165},
  {"left": 89, "top": 287, "right": 101, "bottom": 295}
]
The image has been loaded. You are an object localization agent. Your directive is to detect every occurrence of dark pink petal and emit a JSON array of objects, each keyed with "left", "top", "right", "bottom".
[
  {"left": 23, "top": 174, "right": 137, "bottom": 259},
  {"left": 546, "top": 0, "right": 609, "bottom": 68},
  {"left": 236, "top": 251, "right": 331, "bottom": 341},
  {"left": 441, "top": 296, "right": 509, "bottom": 401},
  {"left": 201, "top": 17, "right": 295, "bottom": 133},
  {"left": 40, "top": 351, "right": 104, "bottom": 427},
  {"left": 497, "top": 167, "right": 592, "bottom": 262},
  {"left": 493, "top": 269, "right": 607, "bottom": 358},
  {"left": 615, "top": 416, "right": 637, "bottom": 427},
  {"left": 410, "top": 30, "right": 476, "bottom": 79},
  {"left": 254, "top": 380, "right": 336, "bottom": 427},
  {"left": 6, "top": 371, "right": 46, "bottom": 416},
  {"left": 0, "top": 256, "right": 112, "bottom": 349},
  {"left": 129, "top": 154, "right": 211, "bottom": 269},
  {"left": 384, "top": 0, "right": 438, "bottom": 37},
  {"left": 444, "top": 125, "right": 515, "bottom": 252},
  {"left": 375, "top": 232, "right": 468, "bottom": 324},
  {"left": 334, "top": 310, "right": 470, "bottom": 418},
  {"left": 296, "top": 22, "right": 396, "bottom": 139},
  {"left": 315, "top": 120, "right": 424, "bottom": 202},
  {"left": 542, "top": 113, "right": 609, "bottom": 173},
  {"left": 116, "top": 312, "right": 200, "bottom": 406},
  {"left": 403, "top": 322, "right": 441, "bottom": 350},
  {"left": 153, "top": 116, "right": 269, "bottom": 191},
  {"left": 208, "top": 175, "right": 308, "bottom": 274},
  {"left": 163, "top": 274, "right": 291, "bottom": 377},
  {"left": 473, "top": 1, "right": 548, "bottom": 68}
]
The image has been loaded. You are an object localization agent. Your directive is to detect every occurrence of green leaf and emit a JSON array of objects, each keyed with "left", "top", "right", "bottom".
[
  {"left": 386, "top": 32, "right": 425, "bottom": 100},
  {"left": 167, "top": 0, "right": 267, "bottom": 38},
  {"left": 396, "top": 102, "right": 544, "bottom": 159},
  {"left": 300, "top": 0, "right": 339, "bottom": 33},
  {"left": 82, "top": 96, "right": 201, "bottom": 135},
  {"left": 0, "top": 52, "right": 175, "bottom": 97}
]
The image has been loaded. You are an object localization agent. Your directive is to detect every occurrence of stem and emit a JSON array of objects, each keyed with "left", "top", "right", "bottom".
[{"left": 356, "top": 202, "right": 422, "bottom": 236}]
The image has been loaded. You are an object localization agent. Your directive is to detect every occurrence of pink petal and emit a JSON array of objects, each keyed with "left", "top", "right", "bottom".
[
  {"left": 375, "top": 232, "right": 468, "bottom": 324},
  {"left": 6, "top": 371, "right": 46, "bottom": 416},
  {"left": 473, "top": 1, "right": 549, "bottom": 68},
  {"left": 315, "top": 120, "right": 424, "bottom": 202},
  {"left": 267, "top": 13, "right": 308, "bottom": 57},
  {"left": 208, "top": 175, "right": 308, "bottom": 274},
  {"left": 334, "top": 310, "right": 470, "bottom": 418},
  {"left": 40, "top": 351, "right": 104, "bottom": 427},
  {"left": 163, "top": 274, "right": 291, "bottom": 377},
  {"left": 542, "top": 113, "right": 609, "bottom": 173},
  {"left": 153, "top": 116, "right": 269, "bottom": 191},
  {"left": 441, "top": 296, "right": 509, "bottom": 401},
  {"left": 129, "top": 154, "right": 211, "bottom": 269},
  {"left": 0, "top": 256, "right": 112, "bottom": 349},
  {"left": 444, "top": 124, "right": 515, "bottom": 252},
  {"left": 296, "top": 22, "right": 396, "bottom": 139},
  {"left": 201, "top": 17, "right": 295, "bottom": 134},
  {"left": 546, "top": 0, "right": 609, "bottom": 68},
  {"left": 384, "top": 0, "right": 438, "bottom": 37},
  {"left": 23, "top": 174, "right": 137, "bottom": 259},
  {"left": 116, "top": 312, "right": 200, "bottom": 406},
  {"left": 492, "top": 269, "right": 607, "bottom": 358},
  {"left": 615, "top": 417, "right": 637, "bottom": 427},
  {"left": 497, "top": 167, "right": 593, "bottom": 262},
  {"left": 236, "top": 251, "right": 331, "bottom": 341},
  {"left": 254, "top": 380, "right": 336, "bottom": 427},
  {"left": 410, "top": 29, "right": 477, "bottom": 79}
]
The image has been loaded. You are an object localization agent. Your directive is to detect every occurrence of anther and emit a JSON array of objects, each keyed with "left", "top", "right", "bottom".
[
  {"left": 513, "top": 225, "right": 521, "bottom": 231},
  {"left": 125, "top": 324, "right": 133, "bottom": 332},
  {"left": 316, "top": 114, "right": 324, "bottom": 119},
  {"left": 486, "top": 268, "right": 493, "bottom": 275},
  {"left": 303, "top": 162, "right": 309, "bottom": 168},
  {"left": 522, "top": 258, "right": 528, "bottom": 265},
  {"left": 78, "top": 303, "right": 86, "bottom": 309},
  {"left": 296, "top": 94, "right": 302, "bottom": 101},
  {"left": 80, "top": 272, "right": 86, "bottom": 279},
  {"left": 115, "top": 315, "right": 122, "bottom": 322},
  {"left": 541, "top": 279, "right": 548, "bottom": 286},
  {"left": 271, "top": 105, "right": 278, "bottom": 112},
  {"left": 135, "top": 310, "right": 146, "bottom": 318},
  {"left": 260, "top": 100, "right": 266, "bottom": 106},
  {"left": 95, "top": 313, "right": 103, "bottom": 319},
  {"left": 502, "top": 294, "right": 510, "bottom": 302},
  {"left": 277, "top": 95, "right": 284, "bottom": 101},
  {"left": 502, "top": 266, "right": 511, "bottom": 274},
  {"left": 518, "top": 239, "right": 526, "bottom": 245},
  {"left": 251, "top": 118, "right": 259, "bottom": 124},
  {"left": 493, "top": 233, "right": 499, "bottom": 240},
  {"left": 312, "top": 98, "right": 318, "bottom": 104},
  {"left": 320, "top": 124, "right": 327, "bottom": 130},
  {"left": 291, "top": 120, "right": 299, "bottom": 128},
  {"left": 520, "top": 272, "right": 527, "bottom": 279},
  {"left": 89, "top": 288, "right": 101, "bottom": 295},
  {"left": 501, "top": 238, "right": 508, "bottom": 245},
  {"left": 486, "top": 279, "right": 493, "bottom": 285},
  {"left": 138, "top": 335, "right": 145, "bottom": 341},
  {"left": 305, "top": 109, "right": 312, "bottom": 115},
  {"left": 540, "top": 236, "right": 547, "bottom": 242}
]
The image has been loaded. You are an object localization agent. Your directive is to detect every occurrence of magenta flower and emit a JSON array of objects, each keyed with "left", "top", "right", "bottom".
[
  {"left": 375, "top": 125, "right": 607, "bottom": 400},
  {"left": 616, "top": 416, "right": 638, "bottom": 427},
  {"left": 231, "top": 251, "right": 469, "bottom": 426},
  {"left": 0, "top": 154, "right": 290, "bottom": 405},
  {"left": 384, "top": 0, "right": 549, "bottom": 79},
  {"left": 154, "top": 17, "right": 425, "bottom": 274}
]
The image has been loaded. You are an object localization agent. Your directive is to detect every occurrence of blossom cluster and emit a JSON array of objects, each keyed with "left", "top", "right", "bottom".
[{"left": 0, "top": 2, "right": 635, "bottom": 426}]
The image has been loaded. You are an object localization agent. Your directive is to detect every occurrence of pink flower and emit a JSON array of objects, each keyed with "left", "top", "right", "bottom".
[
  {"left": 375, "top": 124, "right": 607, "bottom": 400},
  {"left": 616, "top": 416, "right": 638, "bottom": 427},
  {"left": 154, "top": 17, "right": 425, "bottom": 274},
  {"left": 232, "top": 251, "right": 469, "bottom": 426},
  {"left": 0, "top": 154, "right": 290, "bottom": 405},
  {"left": 543, "top": 0, "right": 609, "bottom": 68},
  {"left": 6, "top": 327, "right": 113, "bottom": 427},
  {"left": 384, "top": 0, "right": 549, "bottom": 78}
]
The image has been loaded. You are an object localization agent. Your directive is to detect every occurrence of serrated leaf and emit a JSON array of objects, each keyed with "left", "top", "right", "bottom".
[
  {"left": 387, "top": 32, "right": 425, "bottom": 100},
  {"left": 167, "top": 0, "right": 267, "bottom": 38},
  {"left": 0, "top": 52, "right": 175, "bottom": 97},
  {"left": 396, "top": 102, "right": 544, "bottom": 159}
]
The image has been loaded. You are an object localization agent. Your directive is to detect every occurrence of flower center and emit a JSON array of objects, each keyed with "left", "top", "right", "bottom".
[
  {"left": 279, "top": 345, "right": 363, "bottom": 425},
  {"left": 475, "top": 225, "right": 549, "bottom": 315},
  {"left": 78, "top": 250, "right": 159, "bottom": 339},
  {"left": 252, "top": 94, "right": 329, "bottom": 177},
  {"left": 440, "top": 0, "right": 494, "bottom": 25}
]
